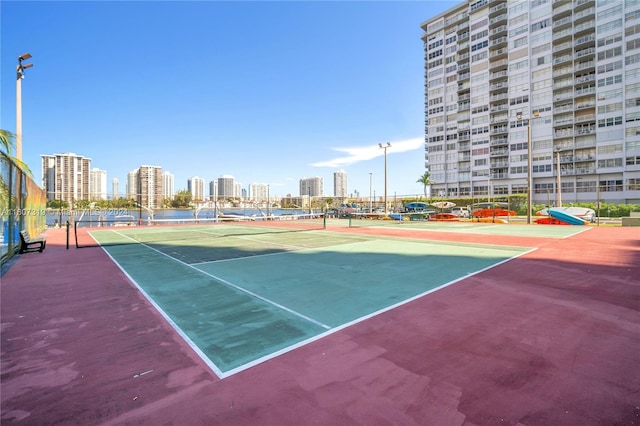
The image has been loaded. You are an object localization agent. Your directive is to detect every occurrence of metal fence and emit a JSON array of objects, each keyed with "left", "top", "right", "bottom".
[{"left": 1, "top": 152, "right": 46, "bottom": 263}]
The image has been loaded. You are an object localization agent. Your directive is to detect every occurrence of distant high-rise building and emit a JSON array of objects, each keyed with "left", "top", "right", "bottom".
[
  {"left": 188, "top": 176, "right": 205, "bottom": 201},
  {"left": 333, "top": 170, "right": 348, "bottom": 198},
  {"left": 421, "top": 0, "right": 640, "bottom": 203},
  {"left": 218, "top": 175, "right": 235, "bottom": 199},
  {"left": 89, "top": 167, "right": 107, "bottom": 200},
  {"left": 300, "top": 177, "right": 323, "bottom": 197},
  {"left": 112, "top": 178, "right": 119, "bottom": 200},
  {"left": 128, "top": 166, "right": 163, "bottom": 209},
  {"left": 163, "top": 171, "right": 174, "bottom": 200},
  {"left": 249, "top": 183, "right": 268, "bottom": 202},
  {"left": 41, "top": 152, "right": 91, "bottom": 202},
  {"left": 126, "top": 170, "right": 138, "bottom": 200}
]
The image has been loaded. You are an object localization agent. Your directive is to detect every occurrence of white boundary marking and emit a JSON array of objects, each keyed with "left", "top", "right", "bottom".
[{"left": 89, "top": 227, "right": 538, "bottom": 379}]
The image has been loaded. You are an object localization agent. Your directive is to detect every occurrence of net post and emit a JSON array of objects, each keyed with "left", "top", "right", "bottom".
[
  {"left": 349, "top": 215, "right": 352, "bottom": 228},
  {"left": 323, "top": 213, "right": 326, "bottom": 229},
  {"left": 66, "top": 220, "right": 70, "bottom": 249}
]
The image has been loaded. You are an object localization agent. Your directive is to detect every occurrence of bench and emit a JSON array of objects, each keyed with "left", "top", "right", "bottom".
[{"left": 19, "top": 230, "right": 46, "bottom": 253}]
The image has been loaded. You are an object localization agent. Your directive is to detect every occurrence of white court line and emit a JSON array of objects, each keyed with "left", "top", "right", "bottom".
[
  {"left": 109, "top": 229, "right": 330, "bottom": 331},
  {"left": 91, "top": 228, "right": 538, "bottom": 380},
  {"left": 218, "top": 246, "right": 539, "bottom": 378}
]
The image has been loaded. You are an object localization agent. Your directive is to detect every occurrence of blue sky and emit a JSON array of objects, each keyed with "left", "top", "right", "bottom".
[{"left": 1, "top": 0, "right": 455, "bottom": 199}]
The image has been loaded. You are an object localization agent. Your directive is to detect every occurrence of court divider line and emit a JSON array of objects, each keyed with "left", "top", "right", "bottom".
[{"left": 110, "top": 230, "right": 331, "bottom": 331}]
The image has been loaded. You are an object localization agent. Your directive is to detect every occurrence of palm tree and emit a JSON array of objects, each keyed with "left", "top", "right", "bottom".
[
  {"left": 416, "top": 172, "right": 433, "bottom": 200},
  {"left": 0, "top": 129, "right": 32, "bottom": 175}
]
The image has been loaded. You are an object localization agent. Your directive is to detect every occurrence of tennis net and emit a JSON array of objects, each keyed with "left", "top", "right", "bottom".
[{"left": 74, "top": 213, "right": 326, "bottom": 248}]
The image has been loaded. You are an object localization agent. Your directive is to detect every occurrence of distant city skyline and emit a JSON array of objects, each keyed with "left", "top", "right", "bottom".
[{"left": 1, "top": 1, "right": 455, "bottom": 200}]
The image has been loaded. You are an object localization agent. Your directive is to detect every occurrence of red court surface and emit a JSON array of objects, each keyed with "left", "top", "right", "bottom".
[{"left": 1, "top": 225, "right": 639, "bottom": 425}]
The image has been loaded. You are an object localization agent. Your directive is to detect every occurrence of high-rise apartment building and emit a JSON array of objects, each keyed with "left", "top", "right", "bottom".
[
  {"left": 333, "top": 170, "right": 348, "bottom": 198},
  {"left": 126, "top": 170, "right": 138, "bottom": 200},
  {"left": 41, "top": 152, "right": 91, "bottom": 202},
  {"left": 300, "top": 177, "right": 323, "bottom": 197},
  {"left": 188, "top": 176, "right": 205, "bottom": 202},
  {"left": 421, "top": 0, "right": 640, "bottom": 204},
  {"left": 163, "top": 171, "right": 174, "bottom": 200},
  {"left": 249, "top": 183, "right": 268, "bottom": 202},
  {"left": 217, "top": 175, "right": 236, "bottom": 199},
  {"left": 127, "top": 166, "right": 163, "bottom": 209},
  {"left": 89, "top": 167, "right": 107, "bottom": 200},
  {"left": 112, "top": 178, "right": 119, "bottom": 200}
]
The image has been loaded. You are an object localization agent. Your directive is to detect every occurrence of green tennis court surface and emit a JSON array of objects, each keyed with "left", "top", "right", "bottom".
[
  {"left": 90, "top": 224, "right": 533, "bottom": 377},
  {"left": 338, "top": 219, "right": 591, "bottom": 238}
]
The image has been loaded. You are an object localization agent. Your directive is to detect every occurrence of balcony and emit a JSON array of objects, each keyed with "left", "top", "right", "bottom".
[
  {"left": 574, "top": 20, "right": 595, "bottom": 35},
  {"left": 555, "top": 102, "right": 574, "bottom": 113},
  {"left": 489, "top": 13, "right": 507, "bottom": 26},
  {"left": 574, "top": 7, "right": 595, "bottom": 23},
  {"left": 490, "top": 114, "right": 509, "bottom": 124},
  {"left": 490, "top": 126, "right": 508, "bottom": 135},
  {"left": 490, "top": 136, "right": 508, "bottom": 146},
  {"left": 490, "top": 148, "right": 509, "bottom": 157},
  {"left": 490, "top": 25, "right": 508, "bottom": 37},
  {"left": 553, "top": 55, "right": 573, "bottom": 66},
  {"left": 553, "top": 28, "right": 573, "bottom": 42},
  {"left": 490, "top": 93, "right": 509, "bottom": 103},
  {"left": 490, "top": 36, "right": 508, "bottom": 48},
  {"left": 490, "top": 47, "right": 508, "bottom": 59},
  {"left": 575, "top": 47, "right": 595, "bottom": 59},
  {"left": 553, "top": 16, "right": 572, "bottom": 30},
  {"left": 575, "top": 60, "right": 595, "bottom": 72},
  {"left": 490, "top": 81, "right": 509, "bottom": 91},
  {"left": 488, "top": 1, "right": 507, "bottom": 16},
  {"left": 552, "top": 1, "right": 573, "bottom": 16},
  {"left": 489, "top": 69, "right": 508, "bottom": 81},
  {"left": 553, "top": 41, "right": 573, "bottom": 54},
  {"left": 489, "top": 58, "right": 509, "bottom": 71}
]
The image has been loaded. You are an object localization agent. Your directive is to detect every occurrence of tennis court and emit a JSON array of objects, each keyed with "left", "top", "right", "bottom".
[{"left": 86, "top": 220, "right": 537, "bottom": 377}]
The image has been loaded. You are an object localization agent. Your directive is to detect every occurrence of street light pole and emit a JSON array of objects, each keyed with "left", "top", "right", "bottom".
[
  {"left": 369, "top": 173, "right": 373, "bottom": 213},
  {"left": 378, "top": 142, "right": 391, "bottom": 213},
  {"left": 517, "top": 111, "right": 539, "bottom": 224},
  {"left": 555, "top": 148, "right": 562, "bottom": 207},
  {"left": 16, "top": 53, "right": 33, "bottom": 161}
]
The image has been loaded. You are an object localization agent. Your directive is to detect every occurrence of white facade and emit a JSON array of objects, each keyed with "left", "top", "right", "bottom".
[
  {"left": 112, "top": 178, "right": 119, "bottom": 200},
  {"left": 421, "top": 0, "right": 640, "bottom": 203},
  {"left": 89, "top": 167, "right": 107, "bottom": 200},
  {"left": 188, "top": 176, "right": 205, "bottom": 202},
  {"left": 300, "top": 177, "right": 323, "bottom": 197},
  {"left": 126, "top": 170, "right": 138, "bottom": 200},
  {"left": 163, "top": 171, "right": 174, "bottom": 200},
  {"left": 249, "top": 183, "right": 268, "bottom": 202},
  {"left": 217, "top": 175, "right": 235, "bottom": 199},
  {"left": 333, "top": 170, "right": 348, "bottom": 198}
]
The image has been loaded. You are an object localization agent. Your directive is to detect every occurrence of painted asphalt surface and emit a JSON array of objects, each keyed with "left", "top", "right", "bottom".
[
  {"left": 88, "top": 226, "right": 531, "bottom": 375},
  {"left": 1, "top": 223, "right": 638, "bottom": 425}
]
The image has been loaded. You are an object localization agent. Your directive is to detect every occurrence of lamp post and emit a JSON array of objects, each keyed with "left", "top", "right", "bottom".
[
  {"left": 555, "top": 147, "right": 562, "bottom": 207},
  {"left": 517, "top": 111, "right": 539, "bottom": 224},
  {"left": 378, "top": 142, "right": 391, "bottom": 213},
  {"left": 16, "top": 53, "right": 33, "bottom": 161},
  {"left": 369, "top": 173, "right": 373, "bottom": 213},
  {"left": 266, "top": 184, "right": 270, "bottom": 217}
]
